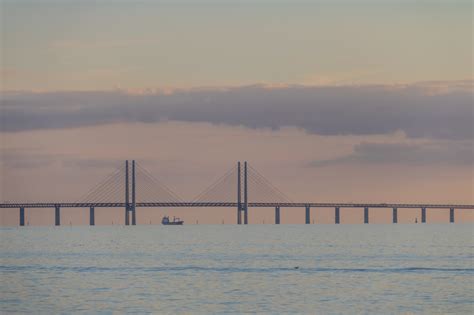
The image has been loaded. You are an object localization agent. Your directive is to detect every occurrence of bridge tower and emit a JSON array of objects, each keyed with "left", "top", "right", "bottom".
[
  {"left": 193, "top": 160, "right": 290, "bottom": 224},
  {"left": 124, "top": 160, "right": 137, "bottom": 225},
  {"left": 236, "top": 161, "right": 249, "bottom": 224},
  {"left": 243, "top": 161, "right": 248, "bottom": 224},
  {"left": 237, "top": 162, "right": 241, "bottom": 224},
  {"left": 131, "top": 160, "right": 136, "bottom": 225},
  {"left": 125, "top": 160, "right": 129, "bottom": 225}
]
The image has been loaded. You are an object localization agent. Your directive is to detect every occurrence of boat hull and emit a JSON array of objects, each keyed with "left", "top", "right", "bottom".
[
  {"left": 161, "top": 215, "right": 184, "bottom": 225},
  {"left": 162, "top": 221, "right": 184, "bottom": 225}
]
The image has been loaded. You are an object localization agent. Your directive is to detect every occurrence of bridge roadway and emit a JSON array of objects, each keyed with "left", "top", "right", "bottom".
[
  {"left": 3, "top": 202, "right": 473, "bottom": 225},
  {"left": 1, "top": 202, "right": 473, "bottom": 209}
]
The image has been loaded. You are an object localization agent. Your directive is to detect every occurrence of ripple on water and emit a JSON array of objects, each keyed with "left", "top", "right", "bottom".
[{"left": 0, "top": 224, "right": 472, "bottom": 313}]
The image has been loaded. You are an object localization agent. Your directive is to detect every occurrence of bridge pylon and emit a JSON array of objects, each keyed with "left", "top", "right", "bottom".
[
  {"left": 125, "top": 160, "right": 129, "bottom": 225},
  {"left": 237, "top": 162, "right": 241, "bottom": 224},
  {"left": 124, "top": 160, "right": 137, "bottom": 225},
  {"left": 236, "top": 161, "right": 249, "bottom": 225},
  {"left": 194, "top": 161, "right": 290, "bottom": 224}
]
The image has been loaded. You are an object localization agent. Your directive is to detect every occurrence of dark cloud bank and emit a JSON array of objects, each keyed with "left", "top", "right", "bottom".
[
  {"left": 1, "top": 84, "right": 473, "bottom": 140},
  {"left": 310, "top": 141, "right": 474, "bottom": 167}
]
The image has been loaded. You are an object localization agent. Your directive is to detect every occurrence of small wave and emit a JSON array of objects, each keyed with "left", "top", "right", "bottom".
[{"left": 1, "top": 265, "right": 473, "bottom": 274}]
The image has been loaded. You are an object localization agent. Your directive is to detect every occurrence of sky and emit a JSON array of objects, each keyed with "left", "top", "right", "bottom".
[{"left": 0, "top": 0, "right": 473, "bottom": 225}]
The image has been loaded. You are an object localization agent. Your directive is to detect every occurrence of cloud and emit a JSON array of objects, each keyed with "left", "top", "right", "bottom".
[
  {"left": 310, "top": 141, "right": 474, "bottom": 167},
  {"left": 1, "top": 82, "right": 473, "bottom": 139},
  {"left": 0, "top": 150, "right": 55, "bottom": 169}
]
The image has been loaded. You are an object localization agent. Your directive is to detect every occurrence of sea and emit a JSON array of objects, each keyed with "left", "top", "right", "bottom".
[{"left": 1, "top": 224, "right": 473, "bottom": 314}]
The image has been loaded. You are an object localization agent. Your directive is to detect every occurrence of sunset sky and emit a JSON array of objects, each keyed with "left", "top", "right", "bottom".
[{"left": 1, "top": 0, "right": 473, "bottom": 225}]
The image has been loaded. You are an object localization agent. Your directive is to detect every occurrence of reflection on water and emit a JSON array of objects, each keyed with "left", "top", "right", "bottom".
[{"left": 1, "top": 225, "right": 473, "bottom": 313}]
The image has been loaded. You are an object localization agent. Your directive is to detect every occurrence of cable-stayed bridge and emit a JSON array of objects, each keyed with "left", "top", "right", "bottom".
[{"left": 1, "top": 160, "right": 473, "bottom": 226}]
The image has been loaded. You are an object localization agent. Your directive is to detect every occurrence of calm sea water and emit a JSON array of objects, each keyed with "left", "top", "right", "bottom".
[{"left": 1, "top": 224, "right": 473, "bottom": 314}]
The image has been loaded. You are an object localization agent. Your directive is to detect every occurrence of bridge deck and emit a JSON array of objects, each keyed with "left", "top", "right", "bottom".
[{"left": 1, "top": 202, "right": 473, "bottom": 209}]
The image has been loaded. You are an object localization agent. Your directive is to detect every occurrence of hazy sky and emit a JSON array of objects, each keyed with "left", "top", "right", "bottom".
[
  {"left": 2, "top": 0, "right": 472, "bottom": 90},
  {"left": 0, "top": 0, "right": 473, "bottom": 225}
]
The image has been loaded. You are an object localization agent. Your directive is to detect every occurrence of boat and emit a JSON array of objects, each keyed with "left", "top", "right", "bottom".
[{"left": 162, "top": 216, "right": 184, "bottom": 225}]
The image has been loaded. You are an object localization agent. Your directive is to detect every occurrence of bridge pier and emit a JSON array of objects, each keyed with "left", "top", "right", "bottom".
[
  {"left": 421, "top": 207, "right": 426, "bottom": 223},
  {"left": 237, "top": 162, "right": 242, "bottom": 224},
  {"left": 125, "top": 209, "right": 129, "bottom": 225},
  {"left": 125, "top": 160, "right": 130, "bottom": 225},
  {"left": 393, "top": 208, "right": 398, "bottom": 224},
  {"left": 89, "top": 207, "right": 95, "bottom": 226},
  {"left": 364, "top": 207, "right": 369, "bottom": 224},
  {"left": 450, "top": 208, "right": 454, "bottom": 223},
  {"left": 55, "top": 206, "right": 60, "bottom": 226},
  {"left": 335, "top": 207, "right": 340, "bottom": 224},
  {"left": 275, "top": 206, "right": 280, "bottom": 224},
  {"left": 131, "top": 160, "right": 136, "bottom": 225},
  {"left": 305, "top": 205, "right": 310, "bottom": 224},
  {"left": 19, "top": 207, "right": 25, "bottom": 226},
  {"left": 131, "top": 210, "right": 136, "bottom": 225},
  {"left": 243, "top": 161, "right": 248, "bottom": 225}
]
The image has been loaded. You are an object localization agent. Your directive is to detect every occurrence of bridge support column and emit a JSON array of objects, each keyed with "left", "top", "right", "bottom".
[
  {"left": 55, "top": 206, "right": 60, "bottom": 226},
  {"left": 392, "top": 208, "right": 398, "bottom": 224},
  {"left": 364, "top": 207, "right": 369, "bottom": 224},
  {"left": 450, "top": 208, "right": 454, "bottom": 223},
  {"left": 19, "top": 207, "right": 25, "bottom": 226},
  {"left": 275, "top": 206, "right": 280, "bottom": 224},
  {"left": 237, "top": 162, "right": 241, "bottom": 224},
  {"left": 131, "top": 160, "right": 136, "bottom": 225},
  {"left": 305, "top": 205, "right": 310, "bottom": 224},
  {"left": 131, "top": 211, "right": 136, "bottom": 225},
  {"left": 125, "top": 160, "right": 130, "bottom": 225},
  {"left": 421, "top": 207, "right": 426, "bottom": 223},
  {"left": 90, "top": 207, "right": 95, "bottom": 226},
  {"left": 335, "top": 207, "right": 340, "bottom": 224},
  {"left": 125, "top": 209, "right": 130, "bottom": 225},
  {"left": 243, "top": 161, "right": 248, "bottom": 225}
]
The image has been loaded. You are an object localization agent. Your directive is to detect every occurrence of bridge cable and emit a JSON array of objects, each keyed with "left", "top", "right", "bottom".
[
  {"left": 192, "top": 166, "right": 237, "bottom": 202},
  {"left": 135, "top": 162, "right": 183, "bottom": 203},
  {"left": 247, "top": 164, "right": 292, "bottom": 203},
  {"left": 75, "top": 164, "right": 125, "bottom": 203}
]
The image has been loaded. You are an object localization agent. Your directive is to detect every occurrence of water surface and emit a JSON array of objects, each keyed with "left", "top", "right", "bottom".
[{"left": 1, "top": 224, "right": 473, "bottom": 313}]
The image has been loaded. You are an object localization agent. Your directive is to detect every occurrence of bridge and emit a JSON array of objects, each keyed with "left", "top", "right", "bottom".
[{"left": 1, "top": 160, "right": 473, "bottom": 226}]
